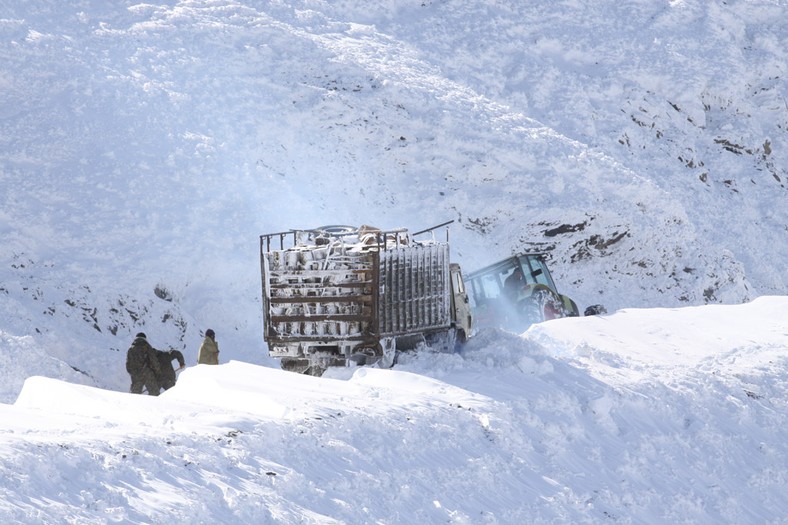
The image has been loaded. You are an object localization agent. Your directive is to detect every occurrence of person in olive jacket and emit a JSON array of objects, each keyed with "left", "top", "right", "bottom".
[
  {"left": 156, "top": 349, "right": 186, "bottom": 391},
  {"left": 125, "top": 332, "right": 161, "bottom": 395},
  {"left": 197, "top": 328, "right": 219, "bottom": 365}
]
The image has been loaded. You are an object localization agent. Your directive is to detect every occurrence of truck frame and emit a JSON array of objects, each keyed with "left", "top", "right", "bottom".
[{"left": 260, "top": 222, "right": 472, "bottom": 375}]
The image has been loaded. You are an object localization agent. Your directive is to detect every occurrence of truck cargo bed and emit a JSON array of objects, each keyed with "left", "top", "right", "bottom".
[{"left": 260, "top": 224, "right": 464, "bottom": 374}]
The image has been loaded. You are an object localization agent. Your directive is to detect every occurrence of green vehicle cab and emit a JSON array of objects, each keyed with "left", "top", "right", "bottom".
[{"left": 464, "top": 253, "right": 588, "bottom": 333}]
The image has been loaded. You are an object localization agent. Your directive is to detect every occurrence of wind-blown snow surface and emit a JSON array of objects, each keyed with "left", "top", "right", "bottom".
[{"left": 1, "top": 297, "right": 787, "bottom": 524}]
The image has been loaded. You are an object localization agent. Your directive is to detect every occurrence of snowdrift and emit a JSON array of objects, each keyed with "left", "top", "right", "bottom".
[{"left": 2, "top": 299, "right": 786, "bottom": 524}]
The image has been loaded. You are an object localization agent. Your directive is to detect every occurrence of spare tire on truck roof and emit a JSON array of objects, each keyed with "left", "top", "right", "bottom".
[{"left": 315, "top": 225, "right": 357, "bottom": 235}]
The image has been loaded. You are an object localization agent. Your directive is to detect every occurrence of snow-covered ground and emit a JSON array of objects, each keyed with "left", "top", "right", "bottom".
[
  {"left": 1, "top": 0, "right": 787, "bottom": 522},
  {"left": 2, "top": 297, "right": 786, "bottom": 523}
]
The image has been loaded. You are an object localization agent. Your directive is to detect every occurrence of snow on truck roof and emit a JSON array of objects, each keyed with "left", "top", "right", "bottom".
[{"left": 259, "top": 221, "right": 454, "bottom": 253}]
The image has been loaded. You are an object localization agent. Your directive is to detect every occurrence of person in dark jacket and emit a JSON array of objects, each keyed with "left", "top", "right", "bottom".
[
  {"left": 156, "top": 349, "right": 186, "bottom": 391},
  {"left": 125, "top": 332, "right": 162, "bottom": 395}
]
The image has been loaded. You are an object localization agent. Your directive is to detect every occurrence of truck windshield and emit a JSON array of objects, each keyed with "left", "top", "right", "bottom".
[{"left": 517, "top": 255, "right": 557, "bottom": 291}]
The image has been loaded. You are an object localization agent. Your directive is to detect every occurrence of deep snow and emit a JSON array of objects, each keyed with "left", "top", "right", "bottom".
[{"left": 2, "top": 297, "right": 787, "bottom": 523}]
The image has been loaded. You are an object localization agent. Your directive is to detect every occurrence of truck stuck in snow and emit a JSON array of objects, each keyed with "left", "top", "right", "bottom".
[
  {"left": 259, "top": 222, "right": 472, "bottom": 376},
  {"left": 464, "top": 252, "right": 606, "bottom": 333}
]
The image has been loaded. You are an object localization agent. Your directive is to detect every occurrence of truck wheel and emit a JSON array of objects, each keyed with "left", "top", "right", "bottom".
[
  {"left": 518, "top": 296, "right": 543, "bottom": 325},
  {"left": 519, "top": 288, "right": 563, "bottom": 324}
]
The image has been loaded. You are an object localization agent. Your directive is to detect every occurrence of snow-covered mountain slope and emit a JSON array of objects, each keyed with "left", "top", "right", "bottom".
[{"left": 1, "top": 1, "right": 786, "bottom": 390}]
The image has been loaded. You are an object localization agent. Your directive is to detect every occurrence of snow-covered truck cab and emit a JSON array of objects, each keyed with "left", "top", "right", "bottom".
[
  {"left": 464, "top": 253, "right": 581, "bottom": 333},
  {"left": 259, "top": 221, "right": 471, "bottom": 376}
]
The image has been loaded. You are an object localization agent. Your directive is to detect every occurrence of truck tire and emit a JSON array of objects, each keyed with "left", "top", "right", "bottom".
[{"left": 518, "top": 287, "right": 563, "bottom": 324}]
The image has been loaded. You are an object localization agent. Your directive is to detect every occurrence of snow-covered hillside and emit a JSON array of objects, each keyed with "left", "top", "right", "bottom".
[
  {"left": 1, "top": 0, "right": 785, "bottom": 387},
  {"left": 0, "top": 1, "right": 786, "bottom": 522}
]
